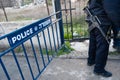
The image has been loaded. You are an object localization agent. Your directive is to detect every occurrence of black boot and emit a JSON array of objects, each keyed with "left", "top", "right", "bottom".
[{"left": 94, "top": 70, "right": 112, "bottom": 77}]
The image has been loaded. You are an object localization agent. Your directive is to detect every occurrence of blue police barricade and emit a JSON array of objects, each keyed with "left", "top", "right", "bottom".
[{"left": 0, "top": 13, "right": 64, "bottom": 80}]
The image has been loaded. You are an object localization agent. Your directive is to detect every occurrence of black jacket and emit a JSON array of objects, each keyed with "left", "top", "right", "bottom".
[
  {"left": 88, "top": 0, "right": 111, "bottom": 25},
  {"left": 103, "top": 0, "right": 120, "bottom": 27}
]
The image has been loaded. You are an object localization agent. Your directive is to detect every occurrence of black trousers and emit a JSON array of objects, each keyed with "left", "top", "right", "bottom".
[{"left": 88, "top": 26, "right": 110, "bottom": 72}]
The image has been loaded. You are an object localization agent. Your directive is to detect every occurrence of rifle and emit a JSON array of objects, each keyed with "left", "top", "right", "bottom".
[{"left": 83, "top": 6, "right": 110, "bottom": 44}]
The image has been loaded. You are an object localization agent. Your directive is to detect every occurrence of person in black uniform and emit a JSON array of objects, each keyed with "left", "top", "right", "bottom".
[
  {"left": 87, "top": 0, "right": 112, "bottom": 77},
  {"left": 103, "top": 0, "right": 120, "bottom": 51}
]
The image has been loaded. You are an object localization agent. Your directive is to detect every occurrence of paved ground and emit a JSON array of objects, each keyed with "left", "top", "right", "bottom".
[
  {"left": 40, "top": 58, "right": 120, "bottom": 80},
  {"left": 0, "top": 41, "right": 120, "bottom": 80},
  {"left": 39, "top": 41, "right": 120, "bottom": 80}
]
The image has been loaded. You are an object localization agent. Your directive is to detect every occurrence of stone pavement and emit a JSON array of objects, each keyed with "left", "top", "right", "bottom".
[
  {"left": 0, "top": 40, "right": 120, "bottom": 80},
  {"left": 39, "top": 58, "right": 120, "bottom": 80},
  {"left": 39, "top": 40, "right": 120, "bottom": 80}
]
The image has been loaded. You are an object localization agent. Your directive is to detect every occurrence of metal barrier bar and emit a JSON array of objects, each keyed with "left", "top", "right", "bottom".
[
  {"left": 36, "top": 34, "right": 46, "bottom": 67},
  {"left": 22, "top": 43, "right": 35, "bottom": 79},
  {"left": 47, "top": 27, "right": 54, "bottom": 57},
  {"left": 11, "top": 50, "right": 25, "bottom": 80},
  {"left": 42, "top": 30, "right": 50, "bottom": 62},
  {"left": 0, "top": 58, "right": 10, "bottom": 80},
  {"left": 30, "top": 38, "right": 41, "bottom": 73}
]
